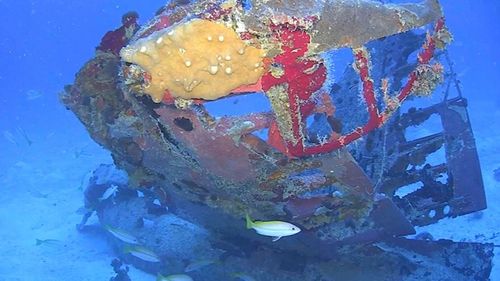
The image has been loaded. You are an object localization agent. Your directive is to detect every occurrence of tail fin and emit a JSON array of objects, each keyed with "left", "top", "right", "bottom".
[{"left": 245, "top": 213, "right": 253, "bottom": 229}]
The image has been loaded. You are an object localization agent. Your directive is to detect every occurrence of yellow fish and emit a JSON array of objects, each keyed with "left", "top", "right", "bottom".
[
  {"left": 104, "top": 224, "right": 139, "bottom": 244},
  {"left": 124, "top": 245, "right": 160, "bottom": 262},
  {"left": 245, "top": 214, "right": 300, "bottom": 241}
]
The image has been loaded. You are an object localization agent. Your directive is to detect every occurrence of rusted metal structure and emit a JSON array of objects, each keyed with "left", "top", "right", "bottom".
[{"left": 63, "top": 0, "right": 493, "bottom": 280}]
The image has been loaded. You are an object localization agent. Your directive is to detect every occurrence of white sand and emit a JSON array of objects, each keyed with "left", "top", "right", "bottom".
[{"left": 0, "top": 105, "right": 154, "bottom": 280}]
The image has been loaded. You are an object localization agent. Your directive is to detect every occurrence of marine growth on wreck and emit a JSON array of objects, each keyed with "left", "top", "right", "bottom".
[
  {"left": 60, "top": 0, "right": 493, "bottom": 280},
  {"left": 117, "top": 0, "right": 450, "bottom": 158}
]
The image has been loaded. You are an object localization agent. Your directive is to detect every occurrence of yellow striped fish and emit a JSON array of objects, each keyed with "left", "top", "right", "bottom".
[{"left": 245, "top": 214, "right": 300, "bottom": 242}]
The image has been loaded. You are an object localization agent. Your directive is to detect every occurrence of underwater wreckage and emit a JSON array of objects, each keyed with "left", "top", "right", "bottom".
[{"left": 62, "top": 0, "right": 493, "bottom": 280}]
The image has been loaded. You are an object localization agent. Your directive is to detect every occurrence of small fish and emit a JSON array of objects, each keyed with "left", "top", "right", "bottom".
[
  {"left": 124, "top": 245, "right": 160, "bottom": 262},
  {"left": 231, "top": 272, "right": 256, "bottom": 281},
  {"left": 245, "top": 214, "right": 300, "bottom": 242},
  {"left": 99, "top": 184, "right": 118, "bottom": 201},
  {"left": 26, "top": 89, "right": 43, "bottom": 100},
  {"left": 184, "top": 258, "right": 219, "bottom": 272},
  {"left": 157, "top": 274, "right": 193, "bottom": 281},
  {"left": 35, "top": 239, "right": 60, "bottom": 246},
  {"left": 16, "top": 127, "right": 33, "bottom": 146},
  {"left": 74, "top": 148, "right": 92, "bottom": 158},
  {"left": 104, "top": 224, "right": 139, "bottom": 244},
  {"left": 3, "top": 130, "right": 18, "bottom": 146}
]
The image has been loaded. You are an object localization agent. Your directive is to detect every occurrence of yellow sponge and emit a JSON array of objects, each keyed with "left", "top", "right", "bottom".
[{"left": 120, "top": 19, "right": 266, "bottom": 102}]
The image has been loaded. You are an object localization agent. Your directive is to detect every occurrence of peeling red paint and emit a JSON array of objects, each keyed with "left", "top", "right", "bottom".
[{"left": 262, "top": 23, "right": 327, "bottom": 157}]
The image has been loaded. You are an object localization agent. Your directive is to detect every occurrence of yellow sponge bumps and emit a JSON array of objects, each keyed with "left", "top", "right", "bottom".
[{"left": 120, "top": 19, "right": 266, "bottom": 102}]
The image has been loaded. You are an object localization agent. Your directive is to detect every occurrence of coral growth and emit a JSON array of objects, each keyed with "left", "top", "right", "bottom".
[
  {"left": 120, "top": 19, "right": 266, "bottom": 102},
  {"left": 262, "top": 21, "right": 327, "bottom": 156},
  {"left": 295, "top": 18, "right": 450, "bottom": 157},
  {"left": 97, "top": 11, "right": 140, "bottom": 55},
  {"left": 118, "top": 1, "right": 449, "bottom": 158}
]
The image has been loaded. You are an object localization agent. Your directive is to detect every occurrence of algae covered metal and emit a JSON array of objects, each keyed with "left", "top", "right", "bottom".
[{"left": 62, "top": 0, "right": 492, "bottom": 280}]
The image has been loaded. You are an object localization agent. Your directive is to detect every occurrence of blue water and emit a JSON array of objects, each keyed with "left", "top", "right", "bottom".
[{"left": 0, "top": 0, "right": 499, "bottom": 280}]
